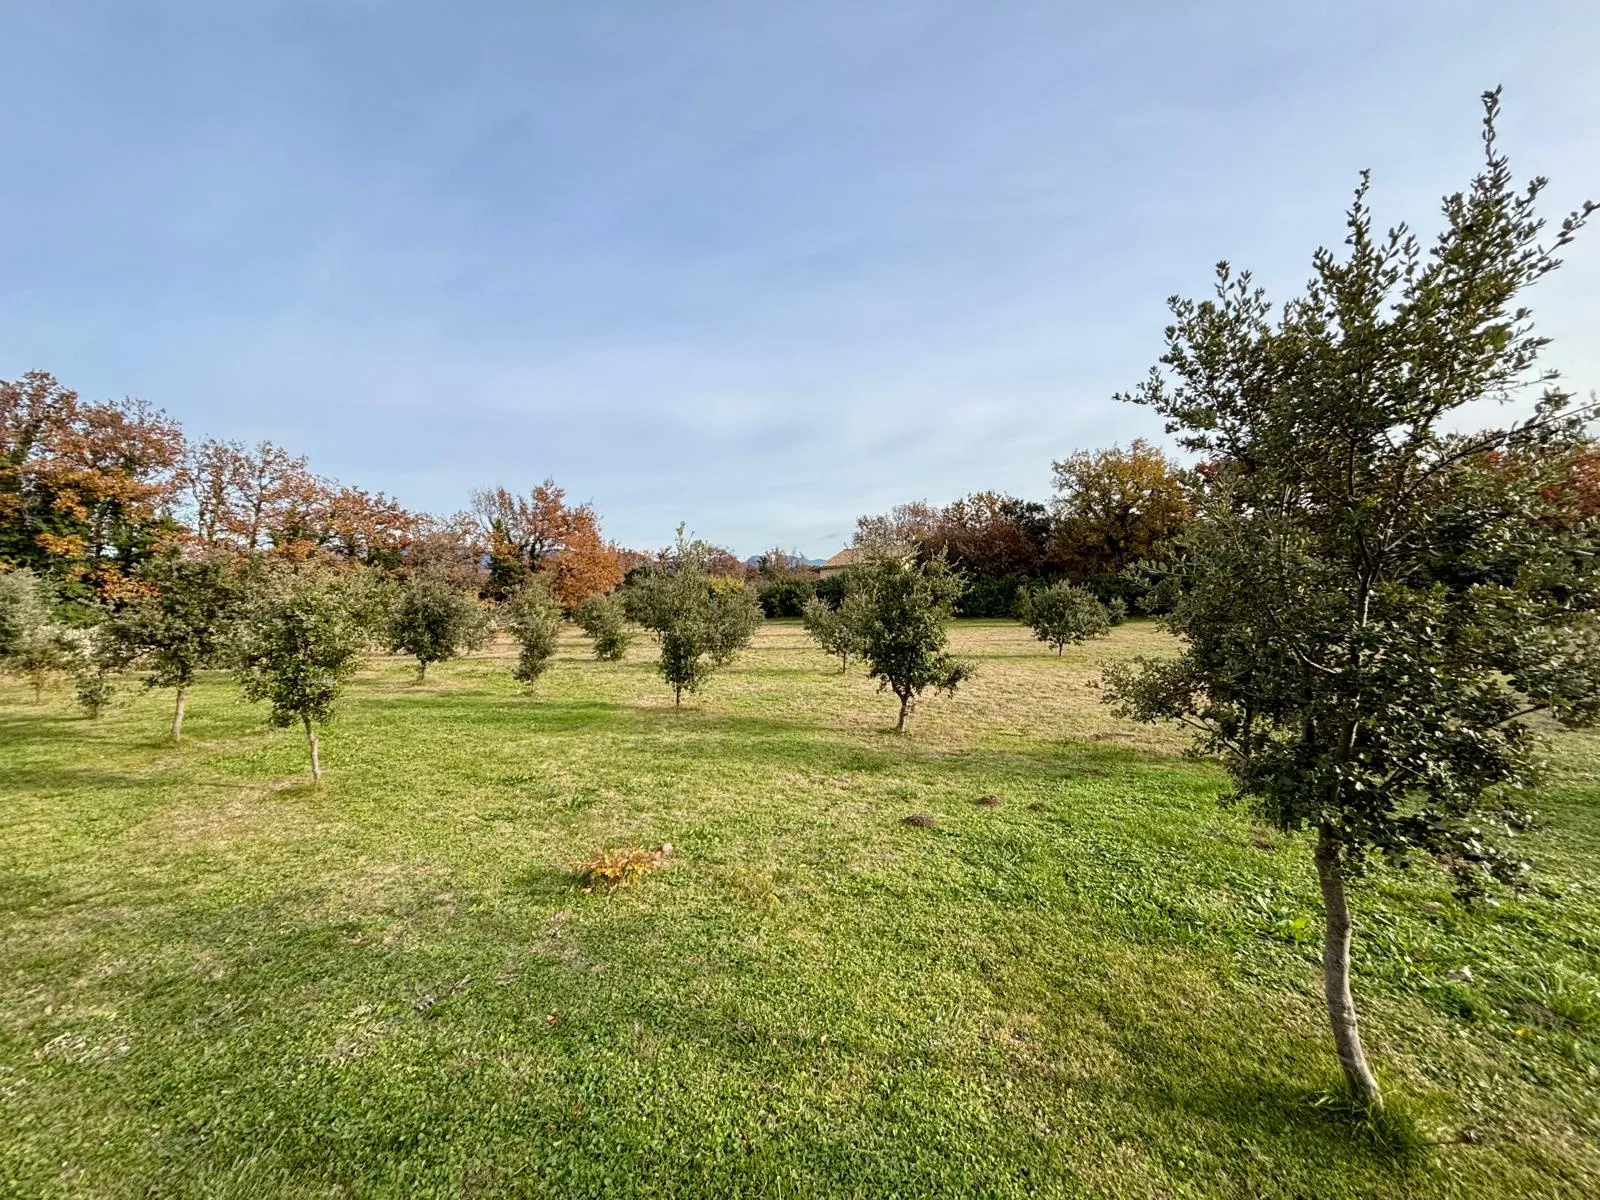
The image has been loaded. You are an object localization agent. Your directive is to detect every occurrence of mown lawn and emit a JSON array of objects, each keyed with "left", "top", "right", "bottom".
[{"left": 1, "top": 619, "right": 1597, "bottom": 1199}]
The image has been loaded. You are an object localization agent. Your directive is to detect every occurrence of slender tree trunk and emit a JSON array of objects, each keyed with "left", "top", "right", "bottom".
[
  {"left": 839, "top": 654, "right": 848, "bottom": 674},
  {"left": 1314, "top": 824, "right": 1382, "bottom": 1109},
  {"left": 674, "top": 686, "right": 682, "bottom": 707},
  {"left": 897, "top": 694, "right": 909, "bottom": 733},
  {"left": 303, "top": 715, "right": 322, "bottom": 786},
  {"left": 171, "top": 687, "right": 188, "bottom": 741},
  {"left": 1057, "top": 643, "right": 1064, "bottom": 657},
  {"left": 417, "top": 659, "right": 428, "bottom": 682}
]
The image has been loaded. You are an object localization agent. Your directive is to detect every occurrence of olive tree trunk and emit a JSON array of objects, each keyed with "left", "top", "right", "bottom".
[
  {"left": 1314, "top": 823, "right": 1382, "bottom": 1109},
  {"left": 171, "top": 686, "right": 188, "bottom": 742},
  {"left": 303, "top": 715, "right": 322, "bottom": 786},
  {"left": 896, "top": 693, "right": 910, "bottom": 733}
]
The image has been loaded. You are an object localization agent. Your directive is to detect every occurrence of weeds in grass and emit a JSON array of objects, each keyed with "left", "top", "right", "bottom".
[{"left": 572, "top": 845, "right": 669, "bottom": 892}]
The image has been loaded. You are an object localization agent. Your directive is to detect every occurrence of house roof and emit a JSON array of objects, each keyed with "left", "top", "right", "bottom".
[{"left": 819, "top": 547, "right": 867, "bottom": 570}]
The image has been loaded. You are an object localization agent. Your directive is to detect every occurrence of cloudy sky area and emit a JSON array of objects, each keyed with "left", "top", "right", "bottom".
[{"left": 3, "top": 1, "right": 1598, "bottom": 557}]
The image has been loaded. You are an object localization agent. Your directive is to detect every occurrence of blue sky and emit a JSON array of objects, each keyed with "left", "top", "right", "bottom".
[{"left": 3, "top": 1, "right": 1598, "bottom": 557}]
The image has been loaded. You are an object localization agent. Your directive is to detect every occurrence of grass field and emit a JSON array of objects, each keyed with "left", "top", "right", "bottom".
[{"left": 2, "top": 619, "right": 1597, "bottom": 1199}]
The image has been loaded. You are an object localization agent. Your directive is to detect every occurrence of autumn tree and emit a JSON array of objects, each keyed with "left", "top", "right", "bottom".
[
  {"left": 503, "top": 579, "right": 564, "bottom": 686},
  {"left": 854, "top": 554, "right": 973, "bottom": 732},
  {"left": 1050, "top": 440, "right": 1193, "bottom": 581},
  {"left": 1104, "top": 91, "right": 1599, "bottom": 1110},
  {"left": 574, "top": 592, "right": 632, "bottom": 661},
  {"left": 2, "top": 372, "right": 185, "bottom": 603},
  {"left": 471, "top": 480, "right": 623, "bottom": 605},
  {"left": 384, "top": 572, "right": 487, "bottom": 681},
  {"left": 1023, "top": 582, "right": 1111, "bottom": 655},
  {"left": 236, "top": 567, "right": 369, "bottom": 784},
  {"left": 102, "top": 552, "right": 247, "bottom": 739}
]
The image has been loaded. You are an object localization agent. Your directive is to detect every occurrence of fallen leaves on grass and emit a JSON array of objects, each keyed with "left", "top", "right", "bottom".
[{"left": 572, "top": 845, "right": 670, "bottom": 892}]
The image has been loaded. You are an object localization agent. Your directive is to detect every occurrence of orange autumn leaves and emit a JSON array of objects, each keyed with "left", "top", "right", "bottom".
[{"left": 4, "top": 370, "right": 628, "bottom": 609}]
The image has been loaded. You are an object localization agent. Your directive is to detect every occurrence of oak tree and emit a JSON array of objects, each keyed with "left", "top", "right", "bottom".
[{"left": 1104, "top": 91, "right": 1599, "bottom": 1110}]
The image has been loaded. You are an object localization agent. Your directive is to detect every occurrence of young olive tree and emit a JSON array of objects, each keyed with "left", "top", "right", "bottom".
[
  {"left": 855, "top": 554, "right": 974, "bottom": 732},
  {"left": 625, "top": 529, "right": 760, "bottom": 704},
  {"left": 1104, "top": 92, "right": 1599, "bottom": 1110},
  {"left": 1024, "top": 582, "right": 1112, "bottom": 655},
  {"left": 801, "top": 588, "right": 868, "bottom": 672},
  {"left": 0, "top": 568, "right": 81, "bottom": 702},
  {"left": 574, "top": 591, "right": 633, "bottom": 661},
  {"left": 705, "top": 582, "right": 762, "bottom": 668},
  {"left": 385, "top": 572, "right": 487, "bottom": 681},
  {"left": 504, "top": 580, "right": 564, "bottom": 686},
  {"left": 102, "top": 553, "right": 245, "bottom": 739},
  {"left": 236, "top": 569, "right": 369, "bottom": 785}
]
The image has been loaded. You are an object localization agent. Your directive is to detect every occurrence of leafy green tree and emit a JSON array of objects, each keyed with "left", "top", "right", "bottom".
[
  {"left": 705, "top": 582, "right": 761, "bottom": 667},
  {"left": 73, "top": 627, "right": 117, "bottom": 718},
  {"left": 102, "top": 553, "right": 245, "bottom": 739},
  {"left": 503, "top": 580, "right": 564, "bottom": 685},
  {"left": 385, "top": 572, "right": 487, "bottom": 681},
  {"left": 855, "top": 555, "right": 974, "bottom": 732},
  {"left": 236, "top": 569, "right": 368, "bottom": 785},
  {"left": 574, "top": 592, "right": 633, "bottom": 661},
  {"left": 1024, "top": 582, "right": 1112, "bottom": 655},
  {"left": 625, "top": 529, "right": 757, "bottom": 704},
  {"left": 801, "top": 591, "right": 867, "bottom": 672},
  {"left": 1104, "top": 91, "right": 1599, "bottom": 1110}
]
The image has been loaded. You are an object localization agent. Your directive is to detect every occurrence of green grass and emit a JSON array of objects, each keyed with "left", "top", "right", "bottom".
[{"left": 2, "top": 619, "right": 1597, "bottom": 1198}]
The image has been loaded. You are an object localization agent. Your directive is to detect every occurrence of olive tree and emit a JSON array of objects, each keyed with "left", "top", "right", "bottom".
[
  {"left": 625, "top": 530, "right": 760, "bottom": 704},
  {"left": 504, "top": 579, "right": 564, "bottom": 685},
  {"left": 1104, "top": 91, "right": 1599, "bottom": 1110},
  {"left": 855, "top": 554, "right": 973, "bottom": 732},
  {"left": 236, "top": 568, "right": 368, "bottom": 785},
  {"left": 1023, "top": 582, "right": 1112, "bottom": 655},
  {"left": 574, "top": 591, "right": 633, "bottom": 661},
  {"left": 102, "top": 553, "right": 245, "bottom": 739},
  {"left": 385, "top": 572, "right": 487, "bottom": 681},
  {"left": 801, "top": 588, "right": 868, "bottom": 672},
  {"left": 0, "top": 568, "right": 81, "bottom": 702}
]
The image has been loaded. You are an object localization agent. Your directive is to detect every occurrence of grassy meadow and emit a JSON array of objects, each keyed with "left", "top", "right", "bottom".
[{"left": 2, "top": 619, "right": 1597, "bottom": 1199}]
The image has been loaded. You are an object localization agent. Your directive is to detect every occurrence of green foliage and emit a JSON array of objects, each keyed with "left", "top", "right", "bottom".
[
  {"left": 952, "top": 574, "right": 1027, "bottom": 618},
  {"left": 627, "top": 529, "right": 762, "bottom": 703},
  {"left": 103, "top": 553, "right": 246, "bottom": 691},
  {"left": 236, "top": 568, "right": 368, "bottom": 731},
  {"left": 574, "top": 592, "right": 633, "bottom": 661},
  {"left": 854, "top": 554, "right": 974, "bottom": 731},
  {"left": 1103, "top": 91, "right": 1600, "bottom": 1108},
  {"left": 73, "top": 635, "right": 117, "bottom": 718},
  {"left": 1025, "top": 582, "right": 1112, "bottom": 654},
  {"left": 705, "top": 584, "right": 761, "bottom": 667},
  {"left": 756, "top": 577, "right": 816, "bottom": 618},
  {"left": 801, "top": 591, "right": 867, "bottom": 671},
  {"left": 503, "top": 580, "right": 564, "bottom": 685},
  {"left": 0, "top": 568, "right": 84, "bottom": 701},
  {"left": 384, "top": 572, "right": 487, "bottom": 680}
]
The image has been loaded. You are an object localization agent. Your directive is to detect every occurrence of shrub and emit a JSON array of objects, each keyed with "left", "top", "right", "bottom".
[
  {"left": 1025, "top": 582, "right": 1112, "bottom": 655},
  {"left": 953, "top": 574, "right": 1026, "bottom": 618},
  {"left": 757, "top": 577, "right": 815, "bottom": 618},
  {"left": 574, "top": 592, "right": 632, "bottom": 661}
]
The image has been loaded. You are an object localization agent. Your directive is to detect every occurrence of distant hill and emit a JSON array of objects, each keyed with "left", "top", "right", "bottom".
[{"left": 743, "top": 554, "right": 825, "bottom": 569}]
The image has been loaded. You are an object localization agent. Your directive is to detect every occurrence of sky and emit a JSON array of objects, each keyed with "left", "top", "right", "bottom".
[{"left": 3, "top": 1, "right": 1598, "bottom": 559}]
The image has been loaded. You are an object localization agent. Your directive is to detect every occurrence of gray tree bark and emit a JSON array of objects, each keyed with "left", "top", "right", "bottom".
[
  {"left": 303, "top": 715, "right": 322, "bottom": 786},
  {"left": 1315, "top": 823, "right": 1383, "bottom": 1109},
  {"left": 171, "top": 687, "right": 188, "bottom": 742}
]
